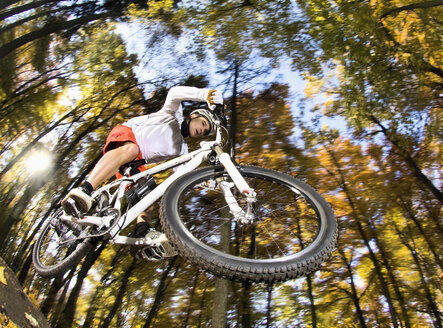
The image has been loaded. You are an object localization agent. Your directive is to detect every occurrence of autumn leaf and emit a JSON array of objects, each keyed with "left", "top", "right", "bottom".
[{"left": 0, "top": 267, "right": 7, "bottom": 286}]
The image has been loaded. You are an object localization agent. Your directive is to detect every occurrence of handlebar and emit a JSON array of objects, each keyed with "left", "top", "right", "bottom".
[
  {"left": 213, "top": 104, "right": 228, "bottom": 133},
  {"left": 212, "top": 103, "right": 226, "bottom": 117}
]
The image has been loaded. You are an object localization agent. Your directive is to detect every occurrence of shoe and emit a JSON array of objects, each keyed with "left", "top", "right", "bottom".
[
  {"left": 130, "top": 223, "right": 177, "bottom": 260},
  {"left": 131, "top": 221, "right": 151, "bottom": 238},
  {"left": 61, "top": 187, "right": 92, "bottom": 217},
  {"left": 129, "top": 222, "right": 151, "bottom": 258}
]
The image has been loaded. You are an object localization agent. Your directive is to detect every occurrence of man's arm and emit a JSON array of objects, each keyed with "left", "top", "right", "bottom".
[{"left": 161, "top": 86, "right": 210, "bottom": 115}]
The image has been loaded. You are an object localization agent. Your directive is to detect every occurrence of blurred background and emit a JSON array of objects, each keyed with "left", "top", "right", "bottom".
[{"left": 0, "top": 1, "right": 441, "bottom": 327}]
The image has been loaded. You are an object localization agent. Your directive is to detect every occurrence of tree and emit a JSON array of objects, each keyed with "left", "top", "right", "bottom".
[
  {"left": 100, "top": 256, "right": 137, "bottom": 328},
  {"left": 143, "top": 256, "right": 180, "bottom": 328},
  {"left": 0, "top": 25, "right": 146, "bottom": 250},
  {"left": 0, "top": 0, "right": 165, "bottom": 59},
  {"left": 0, "top": 256, "right": 50, "bottom": 328},
  {"left": 294, "top": 0, "right": 442, "bottom": 202},
  {"left": 54, "top": 242, "right": 107, "bottom": 328},
  {"left": 299, "top": 124, "right": 442, "bottom": 326},
  {"left": 1, "top": 1, "right": 442, "bottom": 326}
]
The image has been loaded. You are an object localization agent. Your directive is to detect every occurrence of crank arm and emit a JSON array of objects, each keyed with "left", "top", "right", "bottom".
[
  {"left": 60, "top": 214, "right": 115, "bottom": 229},
  {"left": 112, "top": 234, "right": 169, "bottom": 246}
]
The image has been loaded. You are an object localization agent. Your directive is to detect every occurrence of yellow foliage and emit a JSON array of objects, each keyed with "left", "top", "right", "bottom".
[
  {"left": 0, "top": 266, "right": 7, "bottom": 285},
  {"left": 303, "top": 75, "right": 325, "bottom": 99},
  {"left": 0, "top": 311, "right": 19, "bottom": 328},
  {"left": 128, "top": 0, "right": 174, "bottom": 19}
]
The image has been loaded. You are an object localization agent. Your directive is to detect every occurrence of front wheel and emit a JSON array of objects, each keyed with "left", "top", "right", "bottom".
[
  {"left": 33, "top": 208, "right": 94, "bottom": 278},
  {"left": 161, "top": 165, "right": 337, "bottom": 283}
]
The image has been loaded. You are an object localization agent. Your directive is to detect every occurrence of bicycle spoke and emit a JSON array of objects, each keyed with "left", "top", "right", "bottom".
[
  {"left": 255, "top": 220, "right": 287, "bottom": 257},
  {"left": 183, "top": 203, "right": 232, "bottom": 220},
  {"left": 177, "top": 171, "right": 323, "bottom": 261},
  {"left": 33, "top": 207, "right": 88, "bottom": 272},
  {"left": 197, "top": 219, "right": 231, "bottom": 242}
]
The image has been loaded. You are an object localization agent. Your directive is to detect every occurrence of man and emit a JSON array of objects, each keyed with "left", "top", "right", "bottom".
[{"left": 61, "top": 86, "right": 223, "bottom": 240}]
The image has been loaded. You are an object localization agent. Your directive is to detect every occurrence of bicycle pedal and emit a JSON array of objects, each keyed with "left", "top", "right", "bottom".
[
  {"left": 135, "top": 231, "right": 177, "bottom": 261},
  {"left": 63, "top": 198, "right": 81, "bottom": 218}
]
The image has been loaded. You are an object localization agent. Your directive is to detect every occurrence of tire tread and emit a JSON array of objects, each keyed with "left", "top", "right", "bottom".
[{"left": 161, "top": 165, "right": 337, "bottom": 283}]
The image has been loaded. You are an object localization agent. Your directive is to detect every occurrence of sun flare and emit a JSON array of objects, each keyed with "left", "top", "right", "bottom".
[{"left": 26, "top": 150, "right": 53, "bottom": 175}]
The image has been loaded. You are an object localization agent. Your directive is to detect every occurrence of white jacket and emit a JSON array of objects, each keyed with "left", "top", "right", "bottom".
[{"left": 123, "top": 86, "right": 209, "bottom": 163}]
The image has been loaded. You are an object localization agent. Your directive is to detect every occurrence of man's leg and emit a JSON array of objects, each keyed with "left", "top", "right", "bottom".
[
  {"left": 86, "top": 142, "right": 139, "bottom": 189},
  {"left": 133, "top": 207, "right": 154, "bottom": 237},
  {"left": 62, "top": 142, "right": 139, "bottom": 216}
]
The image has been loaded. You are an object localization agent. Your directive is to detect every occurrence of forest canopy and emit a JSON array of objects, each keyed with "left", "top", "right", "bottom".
[{"left": 0, "top": 0, "right": 441, "bottom": 327}]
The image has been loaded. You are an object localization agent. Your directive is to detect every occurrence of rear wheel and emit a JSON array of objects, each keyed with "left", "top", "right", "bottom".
[
  {"left": 161, "top": 165, "right": 337, "bottom": 283},
  {"left": 33, "top": 208, "right": 93, "bottom": 278}
]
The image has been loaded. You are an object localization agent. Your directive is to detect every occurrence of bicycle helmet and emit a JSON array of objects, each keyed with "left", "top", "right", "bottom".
[{"left": 189, "top": 108, "right": 216, "bottom": 135}]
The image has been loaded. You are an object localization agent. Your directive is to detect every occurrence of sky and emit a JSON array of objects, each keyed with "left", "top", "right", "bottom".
[{"left": 115, "top": 21, "right": 349, "bottom": 144}]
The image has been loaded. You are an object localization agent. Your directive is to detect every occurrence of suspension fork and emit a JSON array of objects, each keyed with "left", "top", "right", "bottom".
[{"left": 214, "top": 145, "right": 256, "bottom": 223}]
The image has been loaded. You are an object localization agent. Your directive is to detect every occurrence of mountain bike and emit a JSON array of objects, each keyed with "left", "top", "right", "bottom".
[{"left": 33, "top": 103, "right": 337, "bottom": 283}]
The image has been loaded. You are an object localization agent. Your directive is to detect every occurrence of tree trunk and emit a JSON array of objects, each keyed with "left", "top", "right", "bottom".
[
  {"left": 181, "top": 270, "right": 200, "bottom": 328},
  {"left": 0, "top": 1, "right": 102, "bottom": 35},
  {"left": 81, "top": 281, "right": 105, "bottom": 328},
  {"left": 0, "top": 11, "right": 119, "bottom": 59},
  {"left": 100, "top": 256, "right": 137, "bottom": 328},
  {"left": 0, "top": 158, "right": 85, "bottom": 251},
  {"left": 0, "top": 100, "right": 126, "bottom": 249},
  {"left": 0, "top": 0, "right": 22, "bottom": 11},
  {"left": 239, "top": 282, "right": 252, "bottom": 328},
  {"left": 212, "top": 277, "right": 229, "bottom": 328},
  {"left": 40, "top": 275, "right": 65, "bottom": 317},
  {"left": 0, "top": 10, "right": 51, "bottom": 35},
  {"left": 16, "top": 247, "right": 33, "bottom": 285},
  {"left": 338, "top": 248, "right": 368, "bottom": 328},
  {"left": 196, "top": 279, "right": 210, "bottom": 328},
  {"left": 326, "top": 148, "right": 401, "bottom": 328},
  {"left": 0, "top": 256, "right": 50, "bottom": 327},
  {"left": 48, "top": 270, "right": 76, "bottom": 326},
  {"left": 143, "top": 256, "right": 179, "bottom": 328},
  {"left": 370, "top": 116, "right": 443, "bottom": 204},
  {"left": 1, "top": 69, "right": 69, "bottom": 118},
  {"left": 369, "top": 222, "right": 412, "bottom": 328},
  {"left": 55, "top": 242, "right": 106, "bottom": 328},
  {"left": 212, "top": 209, "right": 230, "bottom": 328},
  {"left": 295, "top": 199, "right": 318, "bottom": 328},
  {"left": 397, "top": 197, "right": 443, "bottom": 271},
  {"left": 393, "top": 222, "right": 442, "bottom": 328},
  {"left": 306, "top": 274, "right": 317, "bottom": 328},
  {"left": 229, "top": 60, "right": 240, "bottom": 160},
  {"left": 265, "top": 283, "right": 273, "bottom": 328},
  {"left": 381, "top": 0, "right": 443, "bottom": 18},
  {"left": 11, "top": 153, "right": 100, "bottom": 278},
  {"left": 0, "top": 0, "right": 59, "bottom": 20},
  {"left": 0, "top": 173, "right": 50, "bottom": 250},
  {"left": 82, "top": 249, "right": 126, "bottom": 328},
  {"left": 0, "top": 110, "right": 72, "bottom": 181}
]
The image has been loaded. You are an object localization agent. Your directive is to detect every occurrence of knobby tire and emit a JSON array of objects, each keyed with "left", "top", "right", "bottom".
[
  {"left": 32, "top": 209, "right": 93, "bottom": 278},
  {"left": 161, "top": 165, "right": 337, "bottom": 283}
]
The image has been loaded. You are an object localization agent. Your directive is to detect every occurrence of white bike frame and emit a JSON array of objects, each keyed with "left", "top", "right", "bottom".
[{"left": 61, "top": 121, "right": 257, "bottom": 247}]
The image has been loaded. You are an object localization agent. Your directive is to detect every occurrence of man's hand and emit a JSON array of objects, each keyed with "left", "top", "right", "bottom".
[{"left": 207, "top": 89, "right": 223, "bottom": 105}]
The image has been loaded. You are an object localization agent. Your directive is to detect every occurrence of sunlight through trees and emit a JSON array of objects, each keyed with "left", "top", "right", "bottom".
[{"left": 0, "top": 0, "right": 441, "bottom": 327}]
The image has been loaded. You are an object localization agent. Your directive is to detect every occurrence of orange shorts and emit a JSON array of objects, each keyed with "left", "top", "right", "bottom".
[{"left": 104, "top": 125, "right": 145, "bottom": 178}]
